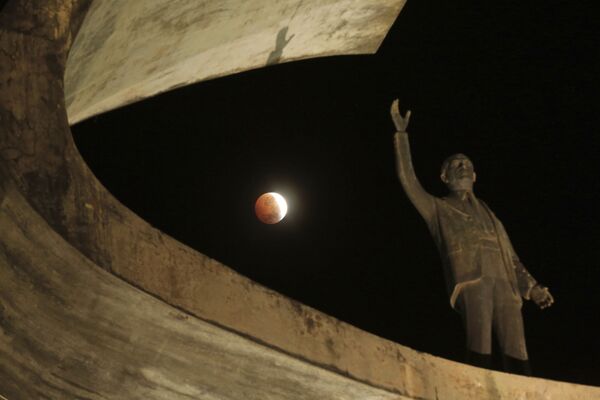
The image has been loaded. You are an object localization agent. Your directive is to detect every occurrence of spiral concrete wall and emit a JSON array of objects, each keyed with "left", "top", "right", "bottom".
[{"left": 0, "top": 1, "right": 599, "bottom": 398}]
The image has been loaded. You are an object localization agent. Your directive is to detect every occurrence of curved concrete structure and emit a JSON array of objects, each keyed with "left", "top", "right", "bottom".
[
  {"left": 0, "top": 182, "right": 402, "bottom": 398},
  {"left": 64, "top": 0, "right": 406, "bottom": 124},
  {"left": 1, "top": 1, "right": 599, "bottom": 398}
]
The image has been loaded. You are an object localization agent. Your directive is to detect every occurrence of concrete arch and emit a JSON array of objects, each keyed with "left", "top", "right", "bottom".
[{"left": 0, "top": 1, "right": 598, "bottom": 398}]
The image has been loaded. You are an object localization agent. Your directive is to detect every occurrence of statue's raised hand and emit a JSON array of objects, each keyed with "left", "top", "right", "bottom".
[
  {"left": 390, "top": 99, "right": 411, "bottom": 132},
  {"left": 530, "top": 284, "right": 554, "bottom": 309}
]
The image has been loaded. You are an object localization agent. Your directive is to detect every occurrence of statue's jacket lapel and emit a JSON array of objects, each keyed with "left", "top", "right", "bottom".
[{"left": 427, "top": 197, "right": 521, "bottom": 308}]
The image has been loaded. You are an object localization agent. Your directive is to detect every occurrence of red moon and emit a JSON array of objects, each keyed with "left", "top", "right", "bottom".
[{"left": 255, "top": 192, "right": 288, "bottom": 224}]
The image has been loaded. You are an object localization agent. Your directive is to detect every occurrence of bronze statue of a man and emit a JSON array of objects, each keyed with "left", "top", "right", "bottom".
[{"left": 390, "top": 100, "right": 554, "bottom": 374}]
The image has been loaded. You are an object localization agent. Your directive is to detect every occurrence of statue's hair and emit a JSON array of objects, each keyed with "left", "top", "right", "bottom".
[{"left": 440, "top": 153, "right": 471, "bottom": 179}]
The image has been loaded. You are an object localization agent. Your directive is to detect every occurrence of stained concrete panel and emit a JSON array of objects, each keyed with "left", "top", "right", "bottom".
[{"left": 64, "top": 0, "right": 406, "bottom": 124}]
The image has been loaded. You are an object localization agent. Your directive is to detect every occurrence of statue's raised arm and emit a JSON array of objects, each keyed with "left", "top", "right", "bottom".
[{"left": 391, "top": 100, "right": 435, "bottom": 222}]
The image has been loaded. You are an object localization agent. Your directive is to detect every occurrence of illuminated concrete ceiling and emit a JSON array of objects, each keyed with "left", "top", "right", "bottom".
[{"left": 65, "top": 0, "right": 406, "bottom": 124}]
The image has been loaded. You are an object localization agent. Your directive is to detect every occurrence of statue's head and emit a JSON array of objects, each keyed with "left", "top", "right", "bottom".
[{"left": 440, "top": 153, "right": 476, "bottom": 192}]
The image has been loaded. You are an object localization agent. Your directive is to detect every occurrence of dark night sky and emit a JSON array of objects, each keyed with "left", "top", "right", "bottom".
[{"left": 72, "top": 1, "right": 600, "bottom": 386}]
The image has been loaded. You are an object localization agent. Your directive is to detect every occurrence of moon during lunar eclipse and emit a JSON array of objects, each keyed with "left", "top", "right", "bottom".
[{"left": 255, "top": 192, "right": 288, "bottom": 224}]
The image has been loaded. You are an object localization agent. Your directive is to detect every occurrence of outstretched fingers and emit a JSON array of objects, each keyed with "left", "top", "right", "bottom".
[
  {"left": 540, "top": 287, "right": 554, "bottom": 309},
  {"left": 390, "top": 99, "right": 400, "bottom": 117},
  {"left": 390, "top": 99, "right": 412, "bottom": 132}
]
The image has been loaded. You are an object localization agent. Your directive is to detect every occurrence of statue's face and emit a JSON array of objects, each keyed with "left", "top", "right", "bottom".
[{"left": 441, "top": 155, "right": 476, "bottom": 191}]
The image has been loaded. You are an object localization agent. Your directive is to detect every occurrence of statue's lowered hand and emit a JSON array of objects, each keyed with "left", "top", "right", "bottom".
[
  {"left": 390, "top": 99, "right": 411, "bottom": 132},
  {"left": 531, "top": 284, "right": 554, "bottom": 309}
]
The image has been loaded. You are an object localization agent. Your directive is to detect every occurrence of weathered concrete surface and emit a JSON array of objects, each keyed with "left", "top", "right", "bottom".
[
  {"left": 64, "top": 0, "right": 407, "bottom": 124},
  {"left": 1, "top": 1, "right": 600, "bottom": 399},
  {"left": 0, "top": 182, "right": 408, "bottom": 399}
]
